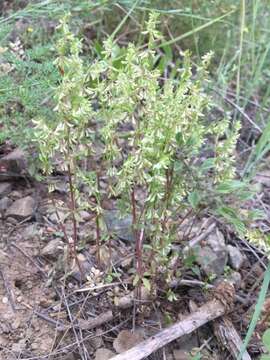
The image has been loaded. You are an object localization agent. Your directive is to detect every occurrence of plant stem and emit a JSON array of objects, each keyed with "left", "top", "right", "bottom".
[
  {"left": 131, "top": 187, "right": 142, "bottom": 297},
  {"left": 95, "top": 172, "right": 101, "bottom": 267},
  {"left": 67, "top": 163, "right": 83, "bottom": 276},
  {"left": 95, "top": 213, "right": 101, "bottom": 267}
]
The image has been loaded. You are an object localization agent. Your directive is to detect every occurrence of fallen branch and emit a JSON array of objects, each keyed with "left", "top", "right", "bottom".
[
  {"left": 183, "top": 221, "right": 216, "bottom": 253},
  {"left": 78, "top": 310, "right": 113, "bottom": 330},
  {"left": 111, "top": 282, "right": 235, "bottom": 360},
  {"left": 213, "top": 316, "right": 252, "bottom": 360}
]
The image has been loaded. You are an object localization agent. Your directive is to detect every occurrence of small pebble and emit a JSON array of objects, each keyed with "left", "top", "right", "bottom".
[{"left": 2, "top": 297, "right": 8, "bottom": 304}]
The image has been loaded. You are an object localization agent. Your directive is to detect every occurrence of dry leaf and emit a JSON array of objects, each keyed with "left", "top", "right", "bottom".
[{"left": 113, "top": 329, "right": 144, "bottom": 353}]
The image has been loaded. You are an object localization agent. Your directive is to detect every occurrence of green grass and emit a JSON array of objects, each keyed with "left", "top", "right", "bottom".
[{"left": 0, "top": 0, "right": 269, "bottom": 184}]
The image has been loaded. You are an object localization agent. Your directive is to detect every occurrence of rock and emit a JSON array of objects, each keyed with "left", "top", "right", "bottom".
[
  {"left": 100, "top": 245, "right": 120, "bottom": 268},
  {"left": 0, "top": 197, "right": 12, "bottom": 213},
  {"left": 79, "top": 210, "right": 91, "bottom": 222},
  {"left": 71, "top": 252, "right": 95, "bottom": 282},
  {"left": 41, "top": 238, "right": 63, "bottom": 256},
  {"left": 207, "top": 228, "right": 226, "bottom": 252},
  {"left": 196, "top": 246, "right": 227, "bottom": 276},
  {"left": 0, "top": 334, "right": 8, "bottom": 346},
  {"left": 173, "top": 349, "right": 190, "bottom": 360},
  {"left": 21, "top": 224, "right": 38, "bottom": 239},
  {"left": 104, "top": 210, "right": 134, "bottom": 242},
  {"left": 196, "top": 228, "right": 228, "bottom": 276},
  {"left": 89, "top": 329, "right": 104, "bottom": 349},
  {"left": 48, "top": 211, "right": 66, "bottom": 224},
  {"left": 52, "top": 180, "right": 68, "bottom": 194},
  {"left": 9, "top": 190, "right": 23, "bottom": 199},
  {"left": 227, "top": 245, "right": 244, "bottom": 270},
  {"left": 115, "top": 287, "right": 150, "bottom": 308},
  {"left": 0, "top": 148, "right": 27, "bottom": 179},
  {"left": 6, "top": 196, "right": 36, "bottom": 220},
  {"left": 0, "top": 182, "right": 12, "bottom": 197},
  {"left": 113, "top": 329, "right": 144, "bottom": 353},
  {"left": 11, "top": 339, "right": 26, "bottom": 353},
  {"left": 95, "top": 348, "right": 115, "bottom": 360},
  {"left": 227, "top": 271, "right": 242, "bottom": 289}
]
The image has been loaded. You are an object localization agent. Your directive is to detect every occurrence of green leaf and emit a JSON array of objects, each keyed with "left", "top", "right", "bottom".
[
  {"left": 216, "top": 180, "right": 246, "bottom": 194},
  {"left": 188, "top": 191, "right": 200, "bottom": 209},
  {"left": 248, "top": 209, "right": 266, "bottom": 221},
  {"left": 217, "top": 206, "right": 246, "bottom": 236},
  {"left": 175, "top": 132, "right": 184, "bottom": 146},
  {"left": 200, "top": 158, "right": 215, "bottom": 173},
  {"left": 260, "top": 355, "right": 270, "bottom": 360},
  {"left": 244, "top": 120, "right": 270, "bottom": 177},
  {"left": 263, "top": 329, "right": 270, "bottom": 352},
  {"left": 162, "top": 44, "right": 173, "bottom": 61},
  {"left": 133, "top": 274, "right": 140, "bottom": 286},
  {"left": 237, "top": 264, "right": 270, "bottom": 359},
  {"left": 186, "top": 135, "right": 197, "bottom": 148},
  {"left": 191, "top": 353, "right": 202, "bottom": 360},
  {"left": 142, "top": 277, "right": 151, "bottom": 291}
]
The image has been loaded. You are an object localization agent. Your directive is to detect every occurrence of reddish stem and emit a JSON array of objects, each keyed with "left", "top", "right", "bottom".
[
  {"left": 131, "top": 187, "right": 142, "bottom": 297},
  {"left": 95, "top": 214, "right": 101, "bottom": 267},
  {"left": 95, "top": 172, "right": 101, "bottom": 267},
  {"left": 67, "top": 164, "right": 83, "bottom": 276}
]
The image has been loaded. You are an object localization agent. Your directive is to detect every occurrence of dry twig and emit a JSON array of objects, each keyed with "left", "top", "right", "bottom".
[
  {"left": 110, "top": 282, "right": 235, "bottom": 360},
  {"left": 214, "top": 316, "right": 252, "bottom": 360}
]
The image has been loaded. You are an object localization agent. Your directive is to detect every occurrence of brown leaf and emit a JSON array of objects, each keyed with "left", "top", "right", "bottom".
[{"left": 113, "top": 329, "right": 144, "bottom": 353}]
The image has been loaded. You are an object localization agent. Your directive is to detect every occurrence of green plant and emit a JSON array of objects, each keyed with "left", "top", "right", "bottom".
[
  {"left": 261, "top": 328, "right": 270, "bottom": 360},
  {"left": 237, "top": 263, "right": 270, "bottom": 360},
  {"left": 34, "top": 14, "right": 256, "bottom": 290},
  {"left": 34, "top": 14, "right": 97, "bottom": 272}
]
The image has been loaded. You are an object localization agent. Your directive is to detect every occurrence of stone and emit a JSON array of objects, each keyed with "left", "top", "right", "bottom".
[
  {"left": 100, "top": 245, "right": 120, "bottom": 267},
  {"left": 207, "top": 228, "right": 226, "bottom": 252},
  {"left": 6, "top": 196, "right": 36, "bottom": 220},
  {"left": 41, "top": 238, "right": 63, "bottom": 256},
  {"left": 173, "top": 350, "right": 190, "bottom": 360},
  {"left": 79, "top": 210, "right": 91, "bottom": 222},
  {"left": 11, "top": 339, "right": 26, "bottom": 353},
  {"left": 227, "top": 271, "right": 242, "bottom": 289},
  {"left": 196, "top": 228, "right": 228, "bottom": 276},
  {"left": 0, "top": 182, "right": 12, "bottom": 197},
  {"left": 48, "top": 211, "right": 66, "bottom": 224},
  {"left": 113, "top": 330, "right": 144, "bottom": 353},
  {"left": 95, "top": 348, "right": 115, "bottom": 360},
  {"left": 196, "top": 246, "right": 227, "bottom": 276},
  {"left": 21, "top": 224, "right": 38, "bottom": 239},
  {"left": 0, "top": 197, "right": 12, "bottom": 213},
  {"left": 53, "top": 180, "right": 68, "bottom": 194},
  {"left": 104, "top": 210, "right": 134, "bottom": 242},
  {"left": 0, "top": 334, "right": 8, "bottom": 346},
  {"left": 0, "top": 148, "right": 27, "bottom": 178},
  {"left": 227, "top": 245, "right": 244, "bottom": 270},
  {"left": 89, "top": 329, "right": 104, "bottom": 349},
  {"left": 9, "top": 190, "right": 23, "bottom": 199},
  {"left": 71, "top": 252, "right": 95, "bottom": 282}
]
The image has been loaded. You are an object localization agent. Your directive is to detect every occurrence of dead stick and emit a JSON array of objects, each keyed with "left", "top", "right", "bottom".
[
  {"left": 213, "top": 316, "right": 252, "bottom": 360},
  {"left": 111, "top": 282, "right": 234, "bottom": 360}
]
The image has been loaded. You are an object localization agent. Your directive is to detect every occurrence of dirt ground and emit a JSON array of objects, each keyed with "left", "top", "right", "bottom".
[{"left": 0, "top": 156, "right": 269, "bottom": 359}]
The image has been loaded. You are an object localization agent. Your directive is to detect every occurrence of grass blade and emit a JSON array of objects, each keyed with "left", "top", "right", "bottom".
[
  {"left": 237, "top": 263, "right": 270, "bottom": 359},
  {"left": 243, "top": 119, "right": 270, "bottom": 177},
  {"left": 157, "top": 9, "right": 236, "bottom": 48}
]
